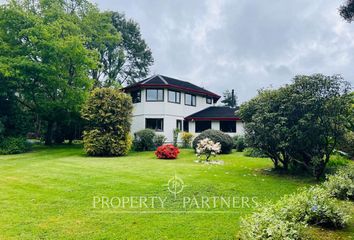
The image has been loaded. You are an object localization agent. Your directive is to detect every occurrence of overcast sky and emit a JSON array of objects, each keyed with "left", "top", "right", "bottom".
[{"left": 94, "top": 0, "right": 354, "bottom": 102}]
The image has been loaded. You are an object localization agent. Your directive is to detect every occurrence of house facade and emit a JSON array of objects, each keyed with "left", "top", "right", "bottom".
[{"left": 123, "top": 75, "right": 244, "bottom": 143}]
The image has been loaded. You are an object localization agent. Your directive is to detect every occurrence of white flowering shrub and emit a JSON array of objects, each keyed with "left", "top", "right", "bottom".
[{"left": 196, "top": 138, "right": 221, "bottom": 162}]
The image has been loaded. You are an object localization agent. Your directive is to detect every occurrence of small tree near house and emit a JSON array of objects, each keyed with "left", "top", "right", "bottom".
[{"left": 81, "top": 88, "right": 133, "bottom": 156}]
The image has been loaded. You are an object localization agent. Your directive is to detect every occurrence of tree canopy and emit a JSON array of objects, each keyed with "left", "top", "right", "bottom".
[
  {"left": 0, "top": 0, "right": 153, "bottom": 144},
  {"left": 240, "top": 74, "right": 352, "bottom": 179},
  {"left": 339, "top": 0, "right": 354, "bottom": 22},
  {"left": 221, "top": 89, "right": 238, "bottom": 108}
]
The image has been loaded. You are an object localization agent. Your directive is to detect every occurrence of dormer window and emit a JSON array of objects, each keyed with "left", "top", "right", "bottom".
[
  {"left": 131, "top": 90, "right": 141, "bottom": 103},
  {"left": 168, "top": 90, "right": 181, "bottom": 104},
  {"left": 206, "top": 97, "right": 212, "bottom": 104},
  {"left": 185, "top": 93, "right": 196, "bottom": 106},
  {"left": 146, "top": 89, "right": 164, "bottom": 102}
]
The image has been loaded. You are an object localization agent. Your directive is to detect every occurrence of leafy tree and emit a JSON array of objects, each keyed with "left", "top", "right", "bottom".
[
  {"left": 240, "top": 89, "right": 291, "bottom": 170},
  {"left": 221, "top": 89, "right": 237, "bottom": 108},
  {"left": 0, "top": 0, "right": 102, "bottom": 144},
  {"left": 90, "top": 11, "right": 154, "bottom": 87},
  {"left": 81, "top": 88, "right": 133, "bottom": 156},
  {"left": 339, "top": 0, "right": 354, "bottom": 22},
  {"left": 240, "top": 74, "right": 351, "bottom": 179}
]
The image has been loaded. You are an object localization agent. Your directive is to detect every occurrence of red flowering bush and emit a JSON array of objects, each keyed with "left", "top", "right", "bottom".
[{"left": 155, "top": 144, "right": 180, "bottom": 159}]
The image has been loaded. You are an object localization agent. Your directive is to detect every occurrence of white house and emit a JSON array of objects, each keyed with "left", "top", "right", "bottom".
[{"left": 123, "top": 75, "right": 244, "bottom": 143}]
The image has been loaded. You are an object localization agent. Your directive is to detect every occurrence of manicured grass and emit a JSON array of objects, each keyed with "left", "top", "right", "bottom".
[{"left": 0, "top": 145, "right": 353, "bottom": 239}]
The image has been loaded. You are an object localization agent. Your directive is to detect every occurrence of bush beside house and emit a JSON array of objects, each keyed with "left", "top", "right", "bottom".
[
  {"left": 192, "top": 129, "right": 233, "bottom": 154},
  {"left": 81, "top": 88, "right": 132, "bottom": 156},
  {"left": 155, "top": 144, "right": 180, "bottom": 159}
]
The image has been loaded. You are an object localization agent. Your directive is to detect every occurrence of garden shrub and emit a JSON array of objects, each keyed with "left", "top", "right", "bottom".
[
  {"left": 155, "top": 144, "right": 180, "bottom": 159},
  {"left": 196, "top": 138, "right": 221, "bottom": 162},
  {"left": 192, "top": 129, "right": 233, "bottom": 154},
  {"left": 0, "top": 136, "right": 31, "bottom": 154},
  {"left": 240, "top": 185, "right": 350, "bottom": 239},
  {"left": 81, "top": 88, "right": 133, "bottom": 156},
  {"left": 243, "top": 147, "right": 268, "bottom": 158},
  {"left": 323, "top": 166, "right": 354, "bottom": 200},
  {"left": 327, "top": 154, "right": 350, "bottom": 168},
  {"left": 233, "top": 135, "right": 246, "bottom": 152},
  {"left": 275, "top": 187, "right": 350, "bottom": 229},
  {"left": 133, "top": 129, "right": 156, "bottom": 151},
  {"left": 239, "top": 205, "right": 307, "bottom": 240},
  {"left": 172, "top": 128, "right": 180, "bottom": 147},
  {"left": 181, "top": 131, "right": 193, "bottom": 148},
  {"left": 154, "top": 134, "right": 166, "bottom": 148}
]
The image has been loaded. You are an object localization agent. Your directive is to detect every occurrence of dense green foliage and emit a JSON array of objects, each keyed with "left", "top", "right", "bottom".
[
  {"left": 133, "top": 129, "right": 156, "bottom": 151},
  {"left": 240, "top": 185, "right": 350, "bottom": 239},
  {"left": 240, "top": 74, "right": 352, "bottom": 178},
  {"left": 81, "top": 88, "right": 132, "bottom": 156},
  {"left": 240, "top": 205, "right": 306, "bottom": 240},
  {"left": 192, "top": 129, "right": 233, "bottom": 154},
  {"left": 324, "top": 165, "right": 354, "bottom": 200},
  {"left": 243, "top": 147, "right": 268, "bottom": 158},
  {"left": 340, "top": 0, "right": 354, "bottom": 22},
  {"left": 221, "top": 89, "right": 237, "bottom": 108},
  {"left": 0, "top": 136, "right": 31, "bottom": 154},
  {"left": 233, "top": 135, "right": 246, "bottom": 152},
  {"left": 153, "top": 134, "right": 166, "bottom": 147},
  {"left": 0, "top": 0, "right": 153, "bottom": 145}
]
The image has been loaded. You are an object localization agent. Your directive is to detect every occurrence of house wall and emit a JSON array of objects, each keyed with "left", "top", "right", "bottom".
[
  {"left": 187, "top": 120, "right": 245, "bottom": 138},
  {"left": 131, "top": 88, "right": 214, "bottom": 142}
]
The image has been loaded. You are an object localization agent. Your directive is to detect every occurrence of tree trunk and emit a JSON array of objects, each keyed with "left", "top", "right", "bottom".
[{"left": 45, "top": 121, "right": 54, "bottom": 145}]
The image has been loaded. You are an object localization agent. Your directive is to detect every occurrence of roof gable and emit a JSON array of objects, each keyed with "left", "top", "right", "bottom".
[{"left": 123, "top": 75, "right": 220, "bottom": 100}]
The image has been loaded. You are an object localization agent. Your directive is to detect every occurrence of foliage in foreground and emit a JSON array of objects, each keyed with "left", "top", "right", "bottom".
[
  {"left": 324, "top": 165, "right": 354, "bottom": 200},
  {"left": 0, "top": 137, "right": 31, "bottom": 155},
  {"left": 81, "top": 88, "right": 132, "bottom": 156},
  {"left": 240, "top": 74, "right": 352, "bottom": 179},
  {"left": 240, "top": 168, "right": 353, "bottom": 240},
  {"left": 192, "top": 129, "right": 233, "bottom": 154}
]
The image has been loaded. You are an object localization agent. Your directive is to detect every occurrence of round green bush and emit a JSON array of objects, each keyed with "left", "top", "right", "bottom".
[
  {"left": 133, "top": 129, "right": 156, "bottom": 151},
  {"left": 233, "top": 135, "right": 246, "bottom": 152},
  {"left": 0, "top": 137, "right": 31, "bottom": 155},
  {"left": 81, "top": 88, "right": 133, "bottom": 156},
  {"left": 192, "top": 129, "right": 233, "bottom": 154}
]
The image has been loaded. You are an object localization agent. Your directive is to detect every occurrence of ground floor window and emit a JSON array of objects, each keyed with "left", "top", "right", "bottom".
[
  {"left": 220, "top": 120, "right": 236, "bottom": 133},
  {"left": 176, "top": 119, "right": 182, "bottom": 130},
  {"left": 183, "top": 120, "right": 189, "bottom": 132},
  {"left": 195, "top": 121, "right": 211, "bottom": 133},
  {"left": 145, "top": 118, "right": 164, "bottom": 132}
]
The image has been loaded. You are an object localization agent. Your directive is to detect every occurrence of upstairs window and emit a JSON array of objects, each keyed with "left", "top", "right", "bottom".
[
  {"left": 206, "top": 97, "right": 212, "bottom": 104},
  {"left": 220, "top": 120, "right": 236, "bottom": 133},
  {"left": 146, "top": 89, "right": 164, "bottom": 102},
  {"left": 146, "top": 118, "right": 164, "bottom": 132},
  {"left": 131, "top": 90, "right": 141, "bottom": 103},
  {"left": 195, "top": 121, "right": 211, "bottom": 133},
  {"left": 185, "top": 93, "right": 196, "bottom": 106},
  {"left": 168, "top": 90, "right": 181, "bottom": 103}
]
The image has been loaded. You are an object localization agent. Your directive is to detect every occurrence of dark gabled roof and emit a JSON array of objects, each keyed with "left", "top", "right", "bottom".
[
  {"left": 123, "top": 75, "right": 220, "bottom": 100},
  {"left": 185, "top": 106, "right": 241, "bottom": 121}
]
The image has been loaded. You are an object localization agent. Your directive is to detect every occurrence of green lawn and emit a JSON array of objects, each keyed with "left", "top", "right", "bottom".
[{"left": 0, "top": 145, "right": 353, "bottom": 239}]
